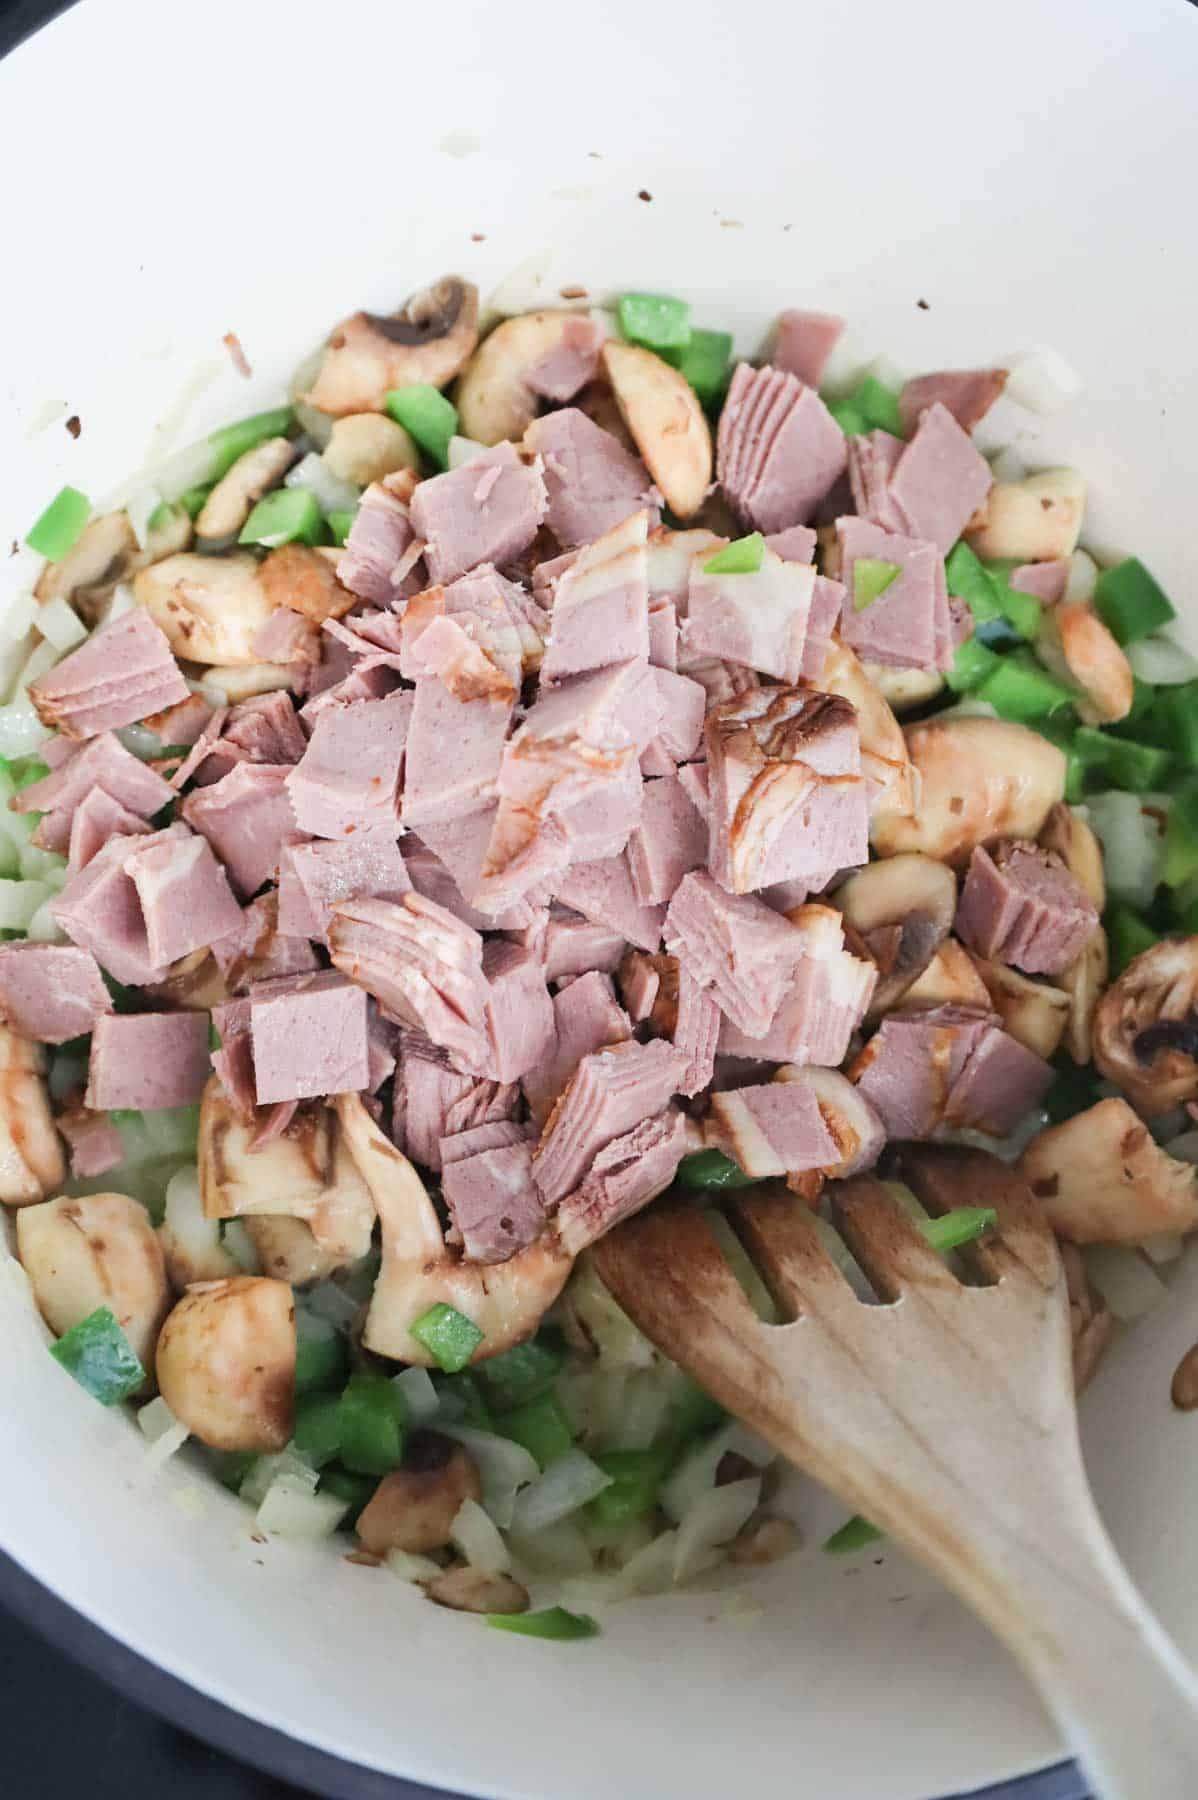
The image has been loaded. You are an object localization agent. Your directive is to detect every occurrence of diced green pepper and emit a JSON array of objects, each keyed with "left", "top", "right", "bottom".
[
  {"left": 1041, "top": 1060, "right": 1102, "bottom": 1125},
  {"left": 49, "top": 1305, "right": 144, "bottom": 1404},
  {"left": 146, "top": 500, "right": 186, "bottom": 537},
  {"left": 919, "top": 1208, "right": 997, "bottom": 1254},
  {"left": 318, "top": 1464, "right": 377, "bottom": 1522},
  {"left": 849, "top": 375, "right": 904, "bottom": 437},
  {"left": 410, "top": 1302, "right": 484, "bottom": 1374},
  {"left": 26, "top": 486, "right": 91, "bottom": 561},
  {"left": 496, "top": 1392, "right": 574, "bottom": 1469},
  {"left": 1162, "top": 682, "right": 1198, "bottom": 768},
  {"left": 179, "top": 483, "right": 215, "bottom": 520},
  {"left": 337, "top": 1371, "right": 407, "bottom": 1475},
  {"left": 669, "top": 1375, "right": 726, "bottom": 1441},
  {"left": 674, "top": 1149, "right": 754, "bottom": 1191},
  {"left": 385, "top": 385, "right": 458, "bottom": 469},
  {"left": 294, "top": 1309, "right": 349, "bottom": 1396},
  {"left": 486, "top": 1606, "right": 599, "bottom": 1641},
  {"left": 208, "top": 407, "right": 296, "bottom": 481},
  {"left": 1071, "top": 726, "right": 1172, "bottom": 794},
  {"left": 666, "top": 327, "right": 733, "bottom": 407},
  {"left": 945, "top": 635, "right": 1002, "bottom": 694},
  {"left": 617, "top": 292, "right": 692, "bottom": 353},
  {"left": 327, "top": 509, "right": 357, "bottom": 546},
  {"left": 828, "top": 398, "right": 868, "bottom": 438},
  {"left": 984, "top": 562, "right": 1042, "bottom": 640},
  {"left": 473, "top": 1338, "right": 562, "bottom": 1413},
  {"left": 975, "top": 651, "right": 1074, "bottom": 723},
  {"left": 945, "top": 542, "right": 1002, "bottom": 623},
  {"left": 238, "top": 488, "right": 325, "bottom": 549},
  {"left": 704, "top": 533, "right": 764, "bottom": 576},
  {"left": 1106, "top": 905, "right": 1161, "bottom": 974},
  {"left": 212, "top": 1449, "right": 257, "bottom": 1493},
  {"left": 588, "top": 1445, "right": 675, "bottom": 1526},
  {"left": 852, "top": 558, "right": 901, "bottom": 613},
  {"left": 1035, "top": 721, "right": 1088, "bottom": 804},
  {"left": 1162, "top": 791, "right": 1198, "bottom": 890},
  {"left": 0, "top": 755, "right": 51, "bottom": 792},
  {"left": 293, "top": 1392, "right": 343, "bottom": 1467},
  {"left": 431, "top": 1369, "right": 492, "bottom": 1429},
  {"left": 1095, "top": 557, "right": 1177, "bottom": 645},
  {"left": 824, "top": 1514, "right": 883, "bottom": 1555}
]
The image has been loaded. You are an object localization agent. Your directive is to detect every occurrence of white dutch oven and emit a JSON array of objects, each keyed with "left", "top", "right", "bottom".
[{"left": 1, "top": 1, "right": 1196, "bottom": 1794}]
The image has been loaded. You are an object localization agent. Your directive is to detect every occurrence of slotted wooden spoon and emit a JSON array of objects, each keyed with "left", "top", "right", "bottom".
[{"left": 592, "top": 1144, "right": 1198, "bottom": 1799}]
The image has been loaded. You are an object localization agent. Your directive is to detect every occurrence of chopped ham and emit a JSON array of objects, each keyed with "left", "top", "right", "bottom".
[
  {"left": 553, "top": 854, "right": 665, "bottom": 951},
  {"left": 556, "top": 1105, "right": 689, "bottom": 1254},
  {"left": 125, "top": 829, "right": 243, "bottom": 966},
  {"left": 705, "top": 687, "right": 867, "bottom": 894},
  {"left": 717, "top": 362, "right": 847, "bottom": 532},
  {"left": 542, "top": 911, "right": 627, "bottom": 983},
  {"left": 522, "top": 971, "right": 631, "bottom": 1126},
  {"left": 616, "top": 950, "right": 662, "bottom": 1026},
  {"left": 211, "top": 997, "right": 256, "bottom": 1115},
  {"left": 718, "top": 904, "right": 876, "bottom": 1065},
  {"left": 683, "top": 545, "right": 815, "bottom": 683},
  {"left": 884, "top": 403, "right": 993, "bottom": 555},
  {"left": 846, "top": 429, "right": 907, "bottom": 533},
  {"left": 84, "top": 1010, "right": 210, "bottom": 1111},
  {"left": 647, "top": 667, "right": 706, "bottom": 766},
  {"left": 0, "top": 943, "right": 112, "bottom": 1043},
  {"left": 1009, "top": 560, "right": 1070, "bottom": 604},
  {"left": 249, "top": 970, "right": 369, "bottom": 1103},
  {"left": 554, "top": 763, "right": 645, "bottom": 864},
  {"left": 708, "top": 1080, "right": 836, "bottom": 1177},
  {"left": 337, "top": 481, "right": 417, "bottom": 604},
  {"left": 524, "top": 409, "right": 657, "bottom": 549},
  {"left": 851, "top": 1003, "right": 1052, "bottom": 1140},
  {"left": 168, "top": 705, "right": 230, "bottom": 790},
  {"left": 392, "top": 1030, "right": 514, "bottom": 1171},
  {"left": 66, "top": 788, "right": 152, "bottom": 876},
  {"left": 401, "top": 677, "right": 513, "bottom": 827},
  {"left": 540, "top": 509, "right": 649, "bottom": 681},
  {"left": 801, "top": 576, "right": 844, "bottom": 682},
  {"left": 252, "top": 606, "right": 321, "bottom": 667},
  {"left": 401, "top": 565, "right": 543, "bottom": 686},
  {"left": 834, "top": 515, "right": 953, "bottom": 673},
  {"left": 663, "top": 872, "right": 806, "bottom": 1039},
  {"left": 898, "top": 369, "right": 1007, "bottom": 437},
  {"left": 16, "top": 732, "right": 173, "bottom": 853},
  {"left": 329, "top": 892, "right": 491, "bottom": 1074},
  {"left": 259, "top": 543, "right": 358, "bottom": 625},
  {"left": 405, "top": 809, "right": 539, "bottom": 929},
  {"left": 770, "top": 309, "right": 845, "bottom": 389},
  {"left": 219, "top": 691, "right": 307, "bottom": 770},
  {"left": 526, "top": 316, "right": 605, "bottom": 402},
  {"left": 647, "top": 598, "right": 678, "bottom": 671},
  {"left": 481, "top": 940, "right": 555, "bottom": 1083},
  {"left": 672, "top": 966, "right": 721, "bottom": 1097},
  {"left": 287, "top": 690, "right": 412, "bottom": 839},
  {"left": 57, "top": 1100, "right": 123, "bottom": 1178},
  {"left": 29, "top": 608, "right": 187, "bottom": 739},
  {"left": 140, "top": 693, "right": 213, "bottom": 749},
  {"left": 440, "top": 1117, "right": 534, "bottom": 1168},
  {"left": 954, "top": 841, "right": 1099, "bottom": 975},
  {"left": 51, "top": 825, "right": 189, "bottom": 985},
  {"left": 532, "top": 1037, "right": 684, "bottom": 1206},
  {"left": 210, "top": 892, "right": 319, "bottom": 991},
  {"left": 277, "top": 835, "right": 411, "bottom": 943},
  {"left": 412, "top": 443, "right": 547, "bottom": 585},
  {"left": 399, "top": 613, "right": 516, "bottom": 703},
  {"left": 765, "top": 523, "right": 817, "bottom": 563},
  {"left": 183, "top": 762, "right": 301, "bottom": 899},
  {"left": 626, "top": 773, "right": 708, "bottom": 907},
  {"left": 442, "top": 1134, "right": 546, "bottom": 1264}
]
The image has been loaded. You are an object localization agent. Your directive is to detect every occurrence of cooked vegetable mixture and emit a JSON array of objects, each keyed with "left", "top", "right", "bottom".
[{"left": 3, "top": 277, "right": 1197, "bottom": 1630}]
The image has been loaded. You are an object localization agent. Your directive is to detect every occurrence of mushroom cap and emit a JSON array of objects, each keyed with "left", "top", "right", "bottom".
[
  {"left": 1093, "top": 937, "right": 1198, "bottom": 1115},
  {"left": 833, "top": 854, "right": 958, "bottom": 1015},
  {"left": 356, "top": 1433, "right": 483, "bottom": 1555},
  {"left": 1018, "top": 1097, "right": 1198, "bottom": 1245},
  {"left": 457, "top": 309, "right": 599, "bottom": 446},
  {"left": 16, "top": 1191, "right": 170, "bottom": 1378},
  {"left": 871, "top": 716, "right": 1066, "bottom": 866},
  {"left": 156, "top": 1275, "right": 296, "bottom": 1451},
  {"left": 601, "top": 340, "right": 712, "bottom": 519},
  {"left": 306, "top": 277, "right": 479, "bottom": 416}
]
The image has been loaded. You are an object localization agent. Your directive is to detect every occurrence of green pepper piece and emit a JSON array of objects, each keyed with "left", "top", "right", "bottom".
[
  {"left": 918, "top": 1208, "right": 997, "bottom": 1254},
  {"left": 496, "top": 1392, "right": 574, "bottom": 1469},
  {"left": 1106, "top": 905, "right": 1161, "bottom": 974},
  {"left": 945, "top": 635, "right": 1002, "bottom": 694},
  {"left": 432, "top": 1369, "right": 493, "bottom": 1429},
  {"left": 1161, "top": 682, "right": 1198, "bottom": 768},
  {"left": 385, "top": 385, "right": 458, "bottom": 470},
  {"left": 1071, "top": 727, "right": 1172, "bottom": 793},
  {"left": 617, "top": 292, "right": 692, "bottom": 353},
  {"left": 410, "top": 1301, "right": 484, "bottom": 1374},
  {"left": 327, "top": 508, "right": 358, "bottom": 546},
  {"left": 1041, "top": 1060, "right": 1102, "bottom": 1125},
  {"left": 975, "top": 651, "right": 1075, "bottom": 723},
  {"left": 337, "top": 1371, "right": 407, "bottom": 1476},
  {"left": 704, "top": 533, "right": 765, "bottom": 576},
  {"left": 824, "top": 1514, "right": 883, "bottom": 1555},
  {"left": 828, "top": 398, "right": 868, "bottom": 438},
  {"left": 179, "top": 483, "right": 215, "bottom": 520},
  {"left": 945, "top": 542, "right": 1002, "bottom": 623},
  {"left": 588, "top": 1445, "right": 676, "bottom": 1526},
  {"left": 26, "top": 486, "right": 91, "bottom": 561},
  {"left": 292, "top": 1392, "right": 343, "bottom": 1468},
  {"left": 666, "top": 328, "right": 733, "bottom": 406},
  {"left": 669, "top": 1375, "right": 726, "bottom": 1441},
  {"left": 1162, "top": 792, "right": 1198, "bottom": 890},
  {"left": 1094, "top": 557, "right": 1177, "bottom": 645},
  {"left": 294, "top": 1309, "right": 349, "bottom": 1396},
  {"left": 238, "top": 488, "right": 325, "bottom": 549},
  {"left": 208, "top": 407, "right": 295, "bottom": 481},
  {"left": 474, "top": 1338, "right": 562, "bottom": 1413},
  {"left": 319, "top": 1463, "right": 378, "bottom": 1525},
  {"left": 486, "top": 1606, "right": 599, "bottom": 1640},
  {"left": 49, "top": 1305, "right": 144, "bottom": 1404},
  {"left": 849, "top": 374, "right": 904, "bottom": 437},
  {"left": 674, "top": 1148, "right": 754, "bottom": 1191},
  {"left": 852, "top": 558, "right": 901, "bottom": 612}
]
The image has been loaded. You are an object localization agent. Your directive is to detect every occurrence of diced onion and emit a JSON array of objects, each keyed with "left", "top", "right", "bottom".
[
  {"left": 661, "top": 1423, "right": 738, "bottom": 1524},
  {"left": 384, "top": 1548, "right": 443, "bottom": 1584},
  {"left": 450, "top": 1496, "right": 511, "bottom": 1575},
  {"left": 0, "top": 590, "right": 39, "bottom": 650},
  {"left": 164, "top": 1165, "right": 234, "bottom": 1272},
  {"left": 448, "top": 434, "right": 490, "bottom": 470},
  {"left": 1086, "top": 791, "right": 1166, "bottom": 910},
  {"left": 601, "top": 1367, "right": 673, "bottom": 1452},
  {"left": 989, "top": 445, "right": 1028, "bottom": 484},
  {"left": 610, "top": 1526, "right": 679, "bottom": 1597},
  {"left": 153, "top": 438, "right": 220, "bottom": 504},
  {"left": 19, "top": 842, "right": 65, "bottom": 883},
  {"left": 392, "top": 1365, "right": 440, "bottom": 1426},
  {"left": 239, "top": 1446, "right": 319, "bottom": 1509},
  {"left": 0, "top": 880, "right": 55, "bottom": 931},
  {"left": 292, "top": 401, "right": 335, "bottom": 452},
  {"left": 440, "top": 1425, "right": 538, "bottom": 1529},
  {"left": 221, "top": 1219, "right": 263, "bottom": 1274},
  {"left": 865, "top": 352, "right": 909, "bottom": 392},
  {"left": 1082, "top": 1245, "right": 1168, "bottom": 1322},
  {"left": 0, "top": 698, "right": 52, "bottom": 759},
  {"left": 285, "top": 451, "right": 359, "bottom": 516},
  {"left": 24, "top": 898, "right": 68, "bottom": 944},
  {"left": 126, "top": 486, "right": 163, "bottom": 551},
  {"left": 1004, "top": 346, "right": 1085, "bottom": 416},
  {"left": 673, "top": 1477, "right": 761, "bottom": 1583},
  {"left": 507, "top": 1518, "right": 595, "bottom": 1577},
  {"left": 722, "top": 1420, "right": 776, "bottom": 1468},
  {"left": 508, "top": 1448, "right": 613, "bottom": 1536},
  {"left": 1127, "top": 636, "right": 1198, "bottom": 687},
  {"left": 35, "top": 595, "right": 87, "bottom": 653},
  {"left": 138, "top": 1396, "right": 190, "bottom": 1467},
  {"left": 1065, "top": 549, "right": 1098, "bottom": 603},
  {"left": 584, "top": 1510, "right": 656, "bottom": 1566},
  {"left": 257, "top": 1471, "right": 348, "bottom": 1539}
]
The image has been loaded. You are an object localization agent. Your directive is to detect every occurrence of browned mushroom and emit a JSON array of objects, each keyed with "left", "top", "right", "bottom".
[
  {"left": 833, "top": 855, "right": 957, "bottom": 1015},
  {"left": 356, "top": 1433, "right": 483, "bottom": 1555},
  {"left": 156, "top": 1275, "right": 295, "bottom": 1451},
  {"left": 1018, "top": 1098, "right": 1198, "bottom": 1244},
  {"left": 1092, "top": 938, "right": 1198, "bottom": 1115},
  {"left": 305, "top": 277, "right": 480, "bottom": 416}
]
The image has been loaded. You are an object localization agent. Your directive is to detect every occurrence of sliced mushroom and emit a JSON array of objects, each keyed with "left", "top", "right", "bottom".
[
  {"left": 198, "top": 661, "right": 296, "bottom": 702},
  {"left": 336, "top": 1093, "right": 572, "bottom": 1366},
  {"left": 600, "top": 341, "right": 712, "bottom": 519},
  {"left": 306, "top": 276, "right": 480, "bottom": 416},
  {"left": 1092, "top": 938, "right": 1198, "bottom": 1114},
  {"left": 133, "top": 552, "right": 274, "bottom": 665},
  {"left": 871, "top": 716, "right": 1066, "bottom": 865},
  {"left": 426, "top": 1565, "right": 529, "bottom": 1615},
  {"left": 16, "top": 1191, "right": 170, "bottom": 1376},
  {"left": 155, "top": 1275, "right": 295, "bottom": 1451},
  {"left": 832, "top": 854, "right": 957, "bottom": 1014},
  {"left": 727, "top": 1515, "right": 801, "bottom": 1565},
  {"left": 901, "top": 939, "right": 992, "bottom": 1010},
  {"left": 356, "top": 1433, "right": 482, "bottom": 1555},
  {"left": 965, "top": 468, "right": 1086, "bottom": 562},
  {"left": 35, "top": 510, "right": 137, "bottom": 607},
  {"left": 860, "top": 661, "right": 945, "bottom": 715},
  {"left": 240, "top": 1215, "right": 342, "bottom": 1286},
  {"left": 198, "top": 1079, "right": 375, "bottom": 1260},
  {"left": 158, "top": 1166, "right": 239, "bottom": 1291},
  {"left": 574, "top": 378, "right": 638, "bottom": 452},
  {"left": 257, "top": 544, "right": 356, "bottom": 624},
  {"left": 775, "top": 1065, "right": 885, "bottom": 1180},
  {"left": 1038, "top": 803, "right": 1105, "bottom": 910},
  {"left": 1036, "top": 602, "right": 1133, "bottom": 725},
  {"left": 142, "top": 501, "right": 195, "bottom": 563},
  {"left": 968, "top": 954, "right": 1070, "bottom": 1059},
  {"left": 1018, "top": 1097, "right": 1198, "bottom": 1244},
  {"left": 456, "top": 309, "right": 600, "bottom": 446},
  {"left": 194, "top": 438, "right": 297, "bottom": 544},
  {"left": 143, "top": 949, "right": 231, "bottom": 1014},
  {"left": 816, "top": 640, "right": 915, "bottom": 821},
  {"left": 1059, "top": 1242, "right": 1114, "bottom": 1395},
  {"left": 1057, "top": 925, "right": 1108, "bottom": 1064},
  {"left": 322, "top": 413, "right": 420, "bottom": 487},
  {"left": 0, "top": 1025, "right": 65, "bottom": 1206}
]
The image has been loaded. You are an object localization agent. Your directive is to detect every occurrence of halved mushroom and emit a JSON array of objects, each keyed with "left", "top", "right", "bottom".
[
  {"left": 1092, "top": 938, "right": 1198, "bottom": 1114},
  {"left": 965, "top": 468, "right": 1086, "bottom": 562},
  {"left": 426, "top": 1565, "right": 529, "bottom": 1615},
  {"left": 335, "top": 1094, "right": 572, "bottom": 1366},
  {"left": 356, "top": 1433, "right": 482, "bottom": 1555},
  {"left": 860, "top": 661, "right": 945, "bottom": 715},
  {"left": 158, "top": 1166, "right": 239, "bottom": 1291},
  {"left": 775, "top": 1065, "right": 885, "bottom": 1180},
  {"left": 600, "top": 341, "right": 712, "bottom": 519},
  {"left": 456, "top": 309, "right": 599, "bottom": 446},
  {"left": 1038, "top": 803, "right": 1105, "bottom": 909},
  {"left": 871, "top": 716, "right": 1066, "bottom": 865},
  {"left": 133, "top": 552, "right": 274, "bottom": 665},
  {"left": 143, "top": 949, "right": 231, "bottom": 1014},
  {"left": 34, "top": 510, "right": 137, "bottom": 609},
  {"left": 832, "top": 854, "right": 957, "bottom": 1014},
  {"left": 818, "top": 641, "right": 915, "bottom": 820},
  {"left": 305, "top": 277, "right": 479, "bottom": 417},
  {"left": 240, "top": 1215, "right": 343, "bottom": 1286},
  {"left": 1056, "top": 926, "right": 1109, "bottom": 1065},
  {"left": 901, "top": 939, "right": 992, "bottom": 1010},
  {"left": 0, "top": 1024, "right": 66, "bottom": 1205},
  {"left": 1018, "top": 1097, "right": 1198, "bottom": 1244},
  {"left": 193, "top": 438, "right": 297, "bottom": 544},
  {"left": 1035, "top": 602, "right": 1133, "bottom": 725},
  {"left": 16, "top": 1191, "right": 170, "bottom": 1376},
  {"left": 968, "top": 954, "right": 1070, "bottom": 1059},
  {"left": 198, "top": 662, "right": 296, "bottom": 703},
  {"left": 155, "top": 1275, "right": 295, "bottom": 1451},
  {"left": 322, "top": 413, "right": 420, "bottom": 487},
  {"left": 198, "top": 1078, "right": 375, "bottom": 1263},
  {"left": 257, "top": 544, "right": 356, "bottom": 624}
]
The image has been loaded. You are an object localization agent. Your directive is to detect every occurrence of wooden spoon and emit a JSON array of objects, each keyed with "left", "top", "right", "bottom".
[{"left": 592, "top": 1144, "right": 1198, "bottom": 1799}]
